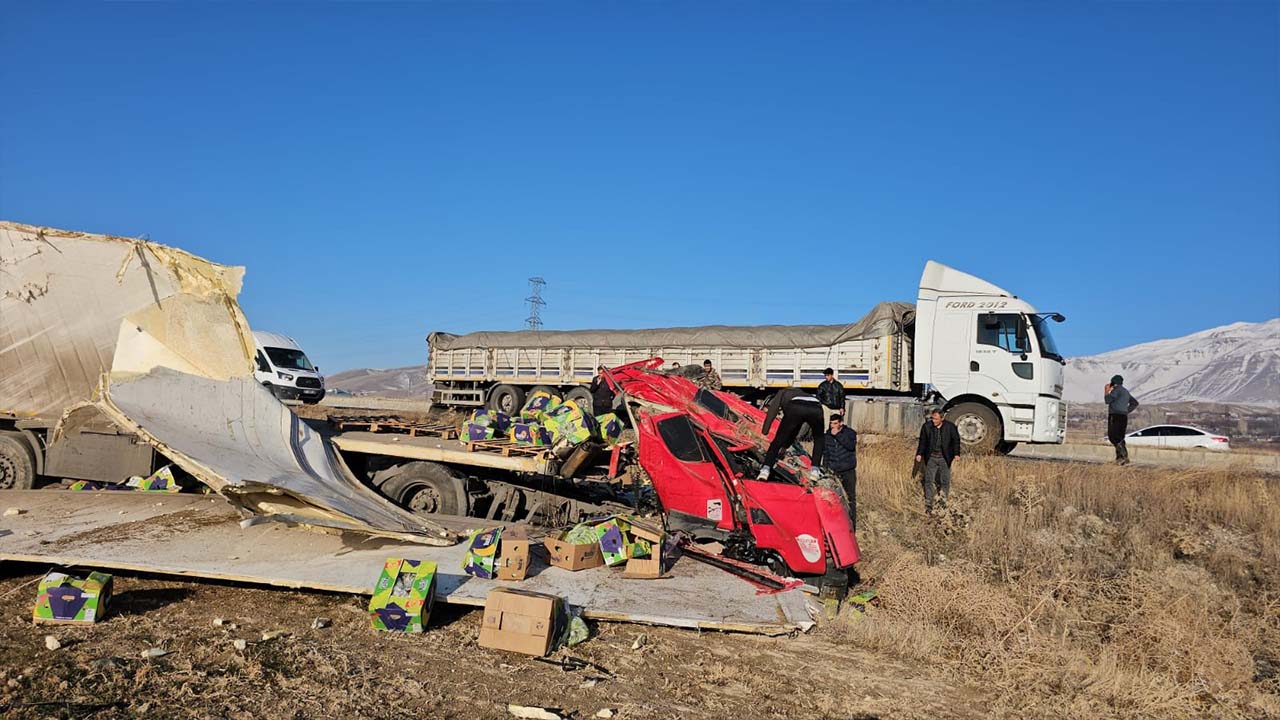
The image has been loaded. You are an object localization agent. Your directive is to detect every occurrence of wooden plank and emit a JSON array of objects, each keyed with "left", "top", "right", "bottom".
[{"left": 0, "top": 491, "right": 813, "bottom": 635}]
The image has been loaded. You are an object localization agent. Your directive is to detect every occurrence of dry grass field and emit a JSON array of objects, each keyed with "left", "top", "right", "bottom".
[{"left": 839, "top": 439, "right": 1280, "bottom": 719}]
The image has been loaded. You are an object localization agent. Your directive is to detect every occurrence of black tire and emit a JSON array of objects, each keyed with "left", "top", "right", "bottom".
[
  {"left": 487, "top": 384, "right": 526, "bottom": 415},
  {"left": 371, "top": 461, "right": 468, "bottom": 516},
  {"left": 0, "top": 432, "right": 36, "bottom": 491},
  {"left": 530, "top": 384, "right": 559, "bottom": 400},
  {"left": 949, "top": 402, "right": 1000, "bottom": 454},
  {"left": 995, "top": 440, "right": 1018, "bottom": 455},
  {"left": 564, "top": 386, "right": 593, "bottom": 413}
]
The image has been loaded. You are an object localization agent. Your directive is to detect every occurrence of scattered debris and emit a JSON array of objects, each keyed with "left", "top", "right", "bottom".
[
  {"left": 212, "top": 617, "right": 232, "bottom": 627},
  {"left": 140, "top": 648, "right": 170, "bottom": 659},
  {"left": 631, "top": 633, "right": 647, "bottom": 650},
  {"left": 311, "top": 617, "right": 331, "bottom": 629},
  {"left": 507, "top": 705, "right": 564, "bottom": 720},
  {"left": 44, "top": 635, "right": 60, "bottom": 651},
  {"left": 3, "top": 507, "right": 23, "bottom": 517},
  {"left": 595, "top": 710, "right": 615, "bottom": 719},
  {"left": 260, "top": 630, "right": 287, "bottom": 641},
  {"left": 232, "top": 639, "right": 247, "bottom": 651}
]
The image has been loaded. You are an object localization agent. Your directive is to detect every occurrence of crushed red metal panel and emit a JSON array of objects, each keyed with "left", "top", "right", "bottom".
[{"left": 606, "top": 358, "right": 860, "bottom": 576}]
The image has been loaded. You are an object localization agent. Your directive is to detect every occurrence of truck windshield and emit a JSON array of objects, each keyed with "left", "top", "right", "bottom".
[
  {"left": 1029, "top": 315, "right": 1063, "bottom": 362},
  {"left": 265, "top": 347, "right": 315, "bottom": 371}
]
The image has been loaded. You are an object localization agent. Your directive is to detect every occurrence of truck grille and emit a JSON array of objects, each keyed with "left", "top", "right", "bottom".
[
  {"left": 296, "top": 377, "right": 321, "bottom": 389},
  {"left": 1059, "top": 400, "right": 1068, "bottom": 430}
]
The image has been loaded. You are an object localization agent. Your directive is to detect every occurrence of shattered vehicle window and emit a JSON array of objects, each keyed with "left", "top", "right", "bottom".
[
  {"left": 657, "top": 416, "right": 708, "bottom": 463},
  {"left": 709, "top": 435, "right": 750, "bottom": 478},
  {"left": 694, "top": 388, "right": 738, "bottom": 422}
]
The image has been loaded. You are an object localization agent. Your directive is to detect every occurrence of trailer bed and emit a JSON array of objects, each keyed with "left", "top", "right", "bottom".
[{"left": 0, "top": 490, "right": 814, "bottom": 634}]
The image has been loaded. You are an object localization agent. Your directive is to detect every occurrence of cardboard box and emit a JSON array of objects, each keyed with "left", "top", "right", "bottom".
[
  {"left": 497, "top": 525, "right": 532, "bottom": 581},
  {"left": 623, "top": 518, "right": 667, "bottom": 579},
  {"left": 544, "top": 531, "right": 604, "bottom": 571},
  {"left": 461, "top": 527, "right": 502, "bottom": 579},
  {"left": 510, "top": 421, "right": 551, "bottom": 446},
  {"left": 368, "top": 558, "right": 436, "bottom": 633},
  {"left": 125, "top": 465, "right": 182, "bottom": 493},
  {"left": 478, "top": 588, "right": 561, "bottom": 656},
  {"left": 594, "top": 517, "right": 630, "bottom": 566},
  {"left": 33, "top": 570, "right": 113, "bottom": 624}
]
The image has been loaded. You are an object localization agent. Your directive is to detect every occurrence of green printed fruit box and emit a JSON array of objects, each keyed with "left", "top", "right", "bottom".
[
  {"left": 368, "top": 558, "right": 437, "bottom": 633},
  {"left": 33, "top": 570, "right": 113, "bottom": 624}
]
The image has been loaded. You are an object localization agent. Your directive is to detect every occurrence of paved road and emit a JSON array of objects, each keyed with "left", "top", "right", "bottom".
[{"left": 1011, "top": 442, "right": 1280, "bottom": 474}]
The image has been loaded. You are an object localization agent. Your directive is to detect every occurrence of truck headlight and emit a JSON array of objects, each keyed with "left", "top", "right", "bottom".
[{"left": 277, "top": 371, "right": 294, "bottom": 381}]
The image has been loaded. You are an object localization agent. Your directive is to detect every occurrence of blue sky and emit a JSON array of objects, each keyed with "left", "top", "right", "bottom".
[{"left": 3, "top": 2, "right": 1277, "bottom": 372}]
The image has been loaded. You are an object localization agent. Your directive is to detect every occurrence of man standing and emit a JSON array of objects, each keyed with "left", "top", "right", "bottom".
[
  {"left": 816, "top": 367, "right": 846, "bottom": 425},
  {"left": 588, "top": 365, "right": 615, "bottom": 416},
  {"left": 758, "top": 388, "right": 824, "bottom": 479},
  {"left": 823, "top": 414, "right": 858, "bottom": 528},
  {"left": 697, "top": 359, "right": 723, "bottom": 391},
  {"left": 1104, "top": 375, "right": 1140, "bottom": 465},
  {"left": 915, "top": 409, "right": 960, "bottom": 513}
]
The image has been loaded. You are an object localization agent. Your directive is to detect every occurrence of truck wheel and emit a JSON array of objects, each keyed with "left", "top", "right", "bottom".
[
  {"left": 949, "top": 402, "right": 1000, "bottom": 454},
  {"left": 487, "top": 385, "right": 525, "bottom": 415},
  {"left": 564, "top": 386, "right": 593, "bottom": 412},
  {"left": 530, "top": 385, "right": 559, "bottom": 400},
  {"left": 0, "top": 432, "right": 36, "bottom": 490},
  {"left": 371, "top": 461, "right": 468, "bottom": 516}
]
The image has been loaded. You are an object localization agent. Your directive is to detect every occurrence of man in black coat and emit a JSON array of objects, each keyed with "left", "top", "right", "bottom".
[
  {"left": 816, "top": 368, "right": 846, "bottom": 417},
  {"left": 758, "top": 388, "right": 825, "bottom": 480},
  {"left": 823, "top": 414, "right": 858, "bottom": 528},
  {"left": 915, "top": 409, "right": 960, "bottom": 513},
  {"left": 588, "top": 366, "right": 615, "bottom": 416}
]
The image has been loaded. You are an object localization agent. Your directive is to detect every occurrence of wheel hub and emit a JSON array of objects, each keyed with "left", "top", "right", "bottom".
[
  {"left": 408, "top": 485, "right": 442, "bottom": 514},
  {"left": 955, "top": 413, "right": 987, "bottom": 444},
  {"left": 0, "top": 452, "right": 18, "bottom": 490}
]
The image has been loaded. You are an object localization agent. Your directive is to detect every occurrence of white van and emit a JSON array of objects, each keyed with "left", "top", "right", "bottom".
[{"left": 253, "top": 331, "right": 326, "bottom": 404}]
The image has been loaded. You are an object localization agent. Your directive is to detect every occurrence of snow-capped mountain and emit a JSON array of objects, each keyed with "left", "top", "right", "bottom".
[
  {"left": 326, "top": 365, "right": 431, "bottom": 399},
  {"left": 1064, "top": 318, "right": 1280, "bottom": 406}
]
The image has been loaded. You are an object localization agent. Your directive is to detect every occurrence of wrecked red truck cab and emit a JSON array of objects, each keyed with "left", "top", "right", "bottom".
[{"left": 612, "top": 359, "right": 860, "bottom": 580}]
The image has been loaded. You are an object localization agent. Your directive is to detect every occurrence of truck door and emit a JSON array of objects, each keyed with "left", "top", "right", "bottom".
[
  {"left": 635, "top": 411, "right": 735, "bottom": 532},
  {"left": 929, "top": 304, "right": 973, "bottom": 397},
  {"left": 971, "top": 313, "right": 1038, "bottom": 409}
]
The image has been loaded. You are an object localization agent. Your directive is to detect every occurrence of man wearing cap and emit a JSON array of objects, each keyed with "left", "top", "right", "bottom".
[{"left": 1104, "top": 375, "right": 1140, "bottom": 465}]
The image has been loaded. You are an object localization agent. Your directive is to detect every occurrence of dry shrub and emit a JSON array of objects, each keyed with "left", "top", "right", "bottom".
[{"left": 839, "top": 437, "right": 1280, "bottom": 719}]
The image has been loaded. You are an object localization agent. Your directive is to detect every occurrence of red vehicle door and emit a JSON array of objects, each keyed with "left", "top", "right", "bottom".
[{"left": 634, "top": 409, "right": 736, "bottom": 532}]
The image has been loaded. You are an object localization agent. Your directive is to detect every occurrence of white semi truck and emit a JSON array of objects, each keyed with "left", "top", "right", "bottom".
[{"left": 428, "top": 261, "right": 1067, "bottom": 452}]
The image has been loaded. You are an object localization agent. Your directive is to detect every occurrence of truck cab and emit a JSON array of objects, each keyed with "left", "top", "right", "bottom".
[
  {"left": 253, "top": 331, "right": 326, "bottom": 404},
  {"left": 912, "top": 261, "right": 1066, "bottom": 452}
]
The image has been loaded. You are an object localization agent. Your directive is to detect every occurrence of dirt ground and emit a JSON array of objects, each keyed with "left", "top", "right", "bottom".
[{"left": 0, "top": 568, "right": 985, "bottom": 720}]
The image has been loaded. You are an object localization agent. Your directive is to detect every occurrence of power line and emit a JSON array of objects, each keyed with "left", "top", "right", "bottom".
[{"left": 525, "top": 277, "right": 546, "bottom": 330}]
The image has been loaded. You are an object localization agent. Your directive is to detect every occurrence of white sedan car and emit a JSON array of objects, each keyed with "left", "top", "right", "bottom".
[{"left": 1124, "top": 424, "right": 1231, "bottom": 451}]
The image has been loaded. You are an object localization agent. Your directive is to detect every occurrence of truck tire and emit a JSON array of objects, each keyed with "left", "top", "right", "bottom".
[
  {"left": 487, "top": 385, "right": 525, "bottom": 415},
  {"left": 0, "top": 432, "right": 36, "bottom": 490},
  {"left": 995, "top": 440, "right": 1018, "bottom": 455},
  {"left": 949, "top": 402, "right": 1000, "bottom": 454},
  {"left": 564, "top": 386, "right": 593, "bottom": 412},
  {"left": 530, "top": 384, "right": 559, "bottom": 400},
  {"left": 371, "top": 461, "right": 468, "bottom": 516}
]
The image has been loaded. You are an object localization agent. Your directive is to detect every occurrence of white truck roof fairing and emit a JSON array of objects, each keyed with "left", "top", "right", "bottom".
[{"left": 918, "top": 260, "right": 1014, "bottom": 300}]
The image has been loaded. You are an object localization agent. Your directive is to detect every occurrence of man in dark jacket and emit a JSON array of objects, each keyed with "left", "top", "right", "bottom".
[
  {"left": 588, "top": 366, "right": 615, "bottom": 416},
  {"left": 1104, "top": 374, "right": 1140, "bottom": 465},
  {"left": 915, "top": 409, "right": 960, "bottom": 513},
  {"left": 758, "top": 388, "right": 824, "bottom": 480},
  {"left": 816, "top": 367, "right": 846, "bottom": 425},
  {"left": 823, "top": 414, "right": 858, "bottom": 528}
]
